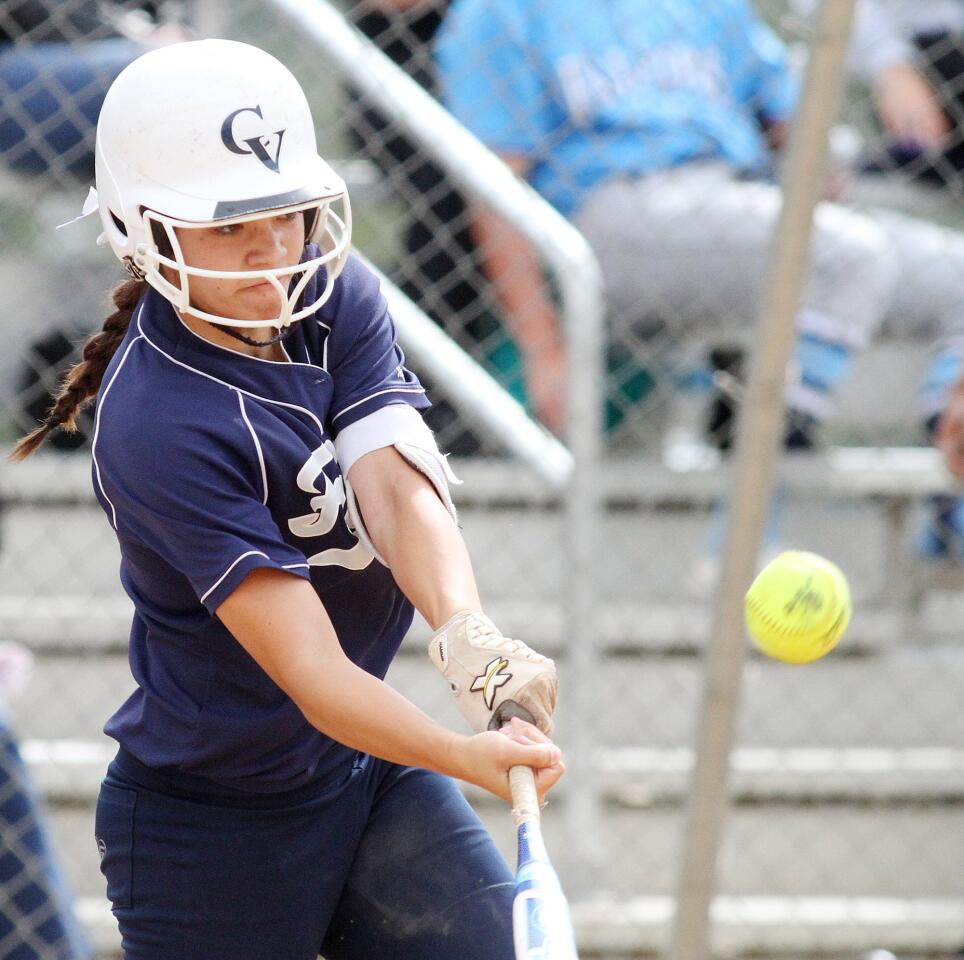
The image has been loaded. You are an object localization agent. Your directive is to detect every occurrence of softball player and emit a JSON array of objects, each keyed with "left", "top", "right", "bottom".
[{"left": 12, "top": 39, "right": 562, "bottom": 960}]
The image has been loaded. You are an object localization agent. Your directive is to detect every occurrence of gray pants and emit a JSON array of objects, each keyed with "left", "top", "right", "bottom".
[{"left": 573, "top": 162, "right": 964, "bottom": 419}]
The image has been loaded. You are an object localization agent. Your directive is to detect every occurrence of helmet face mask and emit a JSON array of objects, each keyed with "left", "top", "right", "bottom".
[
  {"left": 133, "top": 195, "right": 352, "bottom": 329},
  {"left": 94, "top": 39, "right": 352, "bottom": 329}
]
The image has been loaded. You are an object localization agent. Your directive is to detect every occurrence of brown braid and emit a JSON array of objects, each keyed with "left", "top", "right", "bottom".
[{"left": 9, "top": 278, "right": 147, "bottom": 461}]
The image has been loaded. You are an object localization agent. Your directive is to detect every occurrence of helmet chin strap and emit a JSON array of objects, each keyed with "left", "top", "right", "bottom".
[
  {"left": 207, "top": 320, "right": 299, "bottom": 348},
  {"left": 196, "top": 255, "right": 313, "bottom": 348}
]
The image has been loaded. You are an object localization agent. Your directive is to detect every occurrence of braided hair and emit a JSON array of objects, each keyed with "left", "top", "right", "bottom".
[{"left": 9, "top": 277, "right": 146, "bottom": 461}]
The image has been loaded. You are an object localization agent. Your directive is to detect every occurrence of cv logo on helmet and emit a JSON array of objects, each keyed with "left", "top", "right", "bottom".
[{"left": 220, "top": 105, "right": 286, "bottom": 173}]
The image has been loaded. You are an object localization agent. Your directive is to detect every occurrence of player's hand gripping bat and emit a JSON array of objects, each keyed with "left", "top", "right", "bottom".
[{"left": 509, "top": 765, "right": 579, "bottom": 960}]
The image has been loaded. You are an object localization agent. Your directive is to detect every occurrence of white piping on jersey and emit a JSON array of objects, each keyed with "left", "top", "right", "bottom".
[
  {"left": 200, "top": 550, "right": 270, "bottom": 604},
  {"left": 140, "top": 315, "right": 424, "bottom": 437},
  {"left": 237, "top": 393, "right": 268, "bottom": 506},
  {"left": 315, "top": 320, "right": 331, "bottom": 370},
  {"left": 90, "top": 309, "right": 344, "bottom": 598},
  {"left": 173, "top": 311, "right": 324, "bottom": 374},
  {"left": 331, "top": 386, "right": 426, "bottom": 423},
  {"left": 136, "top": 315, "right": 327, "bottom": 435},
  {"left": 282, "top": 562, "right": 310, "bottom": 570},
  {"left": 91, "top": 302, "right": 149, "bottom": 530}
]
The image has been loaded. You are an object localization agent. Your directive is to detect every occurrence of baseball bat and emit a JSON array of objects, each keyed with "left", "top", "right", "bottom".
[{"left": 509, "top": 765, "right": 579, "bottom": 960}]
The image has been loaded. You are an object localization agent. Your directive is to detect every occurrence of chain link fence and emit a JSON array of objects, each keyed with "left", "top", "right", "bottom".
[{"left": 2, "top": 0, "right": 964, "bottom": 957}]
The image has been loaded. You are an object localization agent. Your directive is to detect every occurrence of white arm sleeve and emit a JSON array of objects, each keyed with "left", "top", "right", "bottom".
[{"left": 335, "top": 404, "right": 462, "bottom": 568}]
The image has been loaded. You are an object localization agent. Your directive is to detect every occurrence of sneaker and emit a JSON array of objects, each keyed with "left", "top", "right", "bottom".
[
  {"left": 705, "top": 345, "right": 744, "bottom": 452},
  {"left": 705, "top": 345, "right": 817, "bottom": 452},
  {"left": 692, "top": 346, "right": 819, "bottom": 597}
]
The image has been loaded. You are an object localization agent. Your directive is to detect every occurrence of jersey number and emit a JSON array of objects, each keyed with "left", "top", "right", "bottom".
[{"left": 288, "top": 441, "right": 373, "bottom": 571}]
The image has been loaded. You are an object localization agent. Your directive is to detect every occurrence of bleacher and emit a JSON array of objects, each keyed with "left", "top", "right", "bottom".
[
  {"left": 3, "top": 0, "right": 964, "bottom": 956},
  {"left": 4, "top": 444, "right": 964, "bottom": 958}
]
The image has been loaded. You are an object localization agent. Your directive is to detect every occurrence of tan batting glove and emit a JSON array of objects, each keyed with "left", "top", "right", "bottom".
[{"left": 427, "top": 610, "right": 558, "bottom": 735}]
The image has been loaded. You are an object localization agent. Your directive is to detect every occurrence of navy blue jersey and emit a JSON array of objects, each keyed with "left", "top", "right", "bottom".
[{"left": 92, "top": 253, "right": 430, "bottom": 791}]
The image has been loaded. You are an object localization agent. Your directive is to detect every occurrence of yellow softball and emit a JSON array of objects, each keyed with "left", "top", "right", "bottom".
[{"left": 744, "top": 550, "right": 851, "bottom": 664}]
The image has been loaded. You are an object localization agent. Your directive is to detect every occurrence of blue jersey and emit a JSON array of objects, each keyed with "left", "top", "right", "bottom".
[
  {"left": 437, "top": 0, "right": 797, "bottom": 216},
  {"left": 92, "top": 253, "right": 430, "bottom": 792}
]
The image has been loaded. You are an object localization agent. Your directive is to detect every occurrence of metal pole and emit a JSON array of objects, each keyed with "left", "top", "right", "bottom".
[
  {"left": 557, "top": 222, "right": 606, "bottom": 876},
  {"left": 363, "top": 257, "right": 574, "bottom": 490},
  {"left": 268, "top": 0, "right": 606, "bottom": 856},
  {"left": 669, "top": 3, "right": 858, "bottom": 959}
]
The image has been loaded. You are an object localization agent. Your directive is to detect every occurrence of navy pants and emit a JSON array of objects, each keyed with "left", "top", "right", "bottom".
[{"left": 95, "top": 751, "right": 515, "bottom": 960}]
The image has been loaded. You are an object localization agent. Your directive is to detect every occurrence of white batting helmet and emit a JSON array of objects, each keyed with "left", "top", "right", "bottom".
[{"left": 93, "top": 38, "right": 351, "bottom": 329}]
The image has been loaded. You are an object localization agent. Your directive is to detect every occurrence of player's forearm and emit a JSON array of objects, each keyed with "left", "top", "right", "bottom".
[
  {"left": 377, "top": 490, "right": 480, "bottom": 630},
  {"left": 350, "top": 447, "right": 480, "bottom": 629},
  {"left": 218, "top": 568, "right": 471, "bottom": 777},
  {"left": 293, "top": 651, "right": 466, "bottom": 775}
]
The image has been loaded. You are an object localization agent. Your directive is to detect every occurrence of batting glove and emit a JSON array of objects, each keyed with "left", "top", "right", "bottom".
[{"left": 428, "top": 610, "right": 558, "bottom": 734}]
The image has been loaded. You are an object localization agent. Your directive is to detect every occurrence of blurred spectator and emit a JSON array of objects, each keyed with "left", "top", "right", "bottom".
[
  {"left": 437, "top": 0, "right": 964, "bottom": 555},
  {"left": 0, "top": 1, "right": 187, "bottom": 183},
  {"left": 345, "top": 0, "right": 517, "bottom": 453},
  {"left": 790, "top": 0, "right": 964, "bottom": 559},
  {"left": 437, "top": 0, "right": 854, "bottom": 440},
  {"left": 0, "top": 642, "right": 93, "bottom": 960},
  {"left": 792, "top": 0, "right": 964, "bottom": 195}
]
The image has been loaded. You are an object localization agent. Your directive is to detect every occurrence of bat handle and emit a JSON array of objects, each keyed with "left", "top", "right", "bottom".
[{"left": 509, "top": 765, "right": 540, "bottom": 827}]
